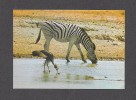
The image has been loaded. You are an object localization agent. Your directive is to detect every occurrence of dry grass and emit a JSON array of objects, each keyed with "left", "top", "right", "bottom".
[
  {"left": 115, "top": 35, "right": 125, "bottom": 42},
  {"left": 93, "top": 34, "right": 113, "bottom": 40},
  {"left": 13, "top": 10, "right": 125, "bottom": 23}
]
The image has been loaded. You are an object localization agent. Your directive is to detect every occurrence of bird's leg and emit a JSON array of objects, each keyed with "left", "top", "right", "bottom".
[
  {"left": 43, "top": 60, "right": 47, "bottom": 72},
  {"left": 47, "top": 62, "right": 50, "bottom": 73}
]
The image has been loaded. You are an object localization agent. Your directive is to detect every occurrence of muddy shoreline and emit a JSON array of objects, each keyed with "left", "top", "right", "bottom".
[{"left": 13, "top": 54, "right": 125, "bottom": 61}]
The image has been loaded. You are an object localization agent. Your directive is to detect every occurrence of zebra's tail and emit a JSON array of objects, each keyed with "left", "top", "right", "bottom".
[{"left": 35, "top": 28, "right": 42, "bottom": 44}]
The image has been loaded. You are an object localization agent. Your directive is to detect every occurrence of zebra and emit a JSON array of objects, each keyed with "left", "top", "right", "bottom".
[{"left": 28, "top": 21, "right": 97, "bottom": 64}]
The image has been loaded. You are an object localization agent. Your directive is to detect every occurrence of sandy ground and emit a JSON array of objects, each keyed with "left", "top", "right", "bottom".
[{"left": 13, "top": 10, "right": 125, "bottom": 60}]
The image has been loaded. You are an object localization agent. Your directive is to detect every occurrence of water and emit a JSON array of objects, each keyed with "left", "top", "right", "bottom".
[{"left": 13, "top": 58, "right": 125, "bottom": 89}]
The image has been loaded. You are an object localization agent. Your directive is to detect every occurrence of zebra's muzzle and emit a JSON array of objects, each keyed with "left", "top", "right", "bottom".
[
  {"left": 89, "top": 57, "right": 97, "bottom": 64},
  {"left": 92, "top": 59, "right": 97, "bottom": 64}
]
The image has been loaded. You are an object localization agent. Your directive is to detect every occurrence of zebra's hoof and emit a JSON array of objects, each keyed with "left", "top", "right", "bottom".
[
  {"left": 66, "top": 60, "right": 70, "bottom": 63},
  {"left": 83, "top": 60, "right": 87, "bottom": 63},
  {"left": 66, "top": 61, "right": 70, "bottom": 64}
]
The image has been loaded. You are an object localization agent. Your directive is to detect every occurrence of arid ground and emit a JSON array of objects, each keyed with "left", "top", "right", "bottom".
[{"left": 13, "top": 10, "right": 125, "bottom": 60}]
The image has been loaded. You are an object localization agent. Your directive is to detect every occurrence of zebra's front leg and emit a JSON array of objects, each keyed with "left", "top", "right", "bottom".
[
  {"left": 44, "top": 37, "right": 52, "bottom": 51},
  {"left": 66, "top": 41, "right": 75, "bottom": 63},
  {"left": 75, "top": 43, "right": 87, "bottom": 63}
]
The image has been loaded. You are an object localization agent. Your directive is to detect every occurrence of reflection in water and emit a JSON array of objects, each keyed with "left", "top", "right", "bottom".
[
  {"left": 84, "top": 75, "right": 94, "bottom": 80},
  {"left": 86, "top": 64, "right": 97, "bottom": 67},
  {"left": 42, "top": 72, "right": 50, "bottom": 81},
  {"left": 66, "top": 73, "right": 71, "bottom": 80},
  {"left": 42, "top": 71, "right": 94, "bottom": 83},
  {"left": 42, "top": 71, "right": 59, "bottom": 82},
  {"left": 75, "top": 75, "right": 80, "bottom": 80}
]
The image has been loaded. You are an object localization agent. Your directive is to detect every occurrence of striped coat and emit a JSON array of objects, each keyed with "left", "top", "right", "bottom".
[{"left": 31, "top": 21, "right": 97, "bottom": 64}]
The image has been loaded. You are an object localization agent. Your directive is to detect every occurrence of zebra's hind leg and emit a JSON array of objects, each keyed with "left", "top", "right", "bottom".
[
  {"left": 66, "top": 41, "right": 75, "bottom": 63},
  {"left": 66, "top": 57, "right": 70, "bottom": 63},
  {"left": 75, "top": 43, "right": 87, "bottom": 63},
  {"left": 44, "top": 37, "right": 52, "bottom": 51}
]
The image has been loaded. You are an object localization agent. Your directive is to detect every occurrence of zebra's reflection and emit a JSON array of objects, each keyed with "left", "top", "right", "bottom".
[{"left": 42, "top": 72, "right": 94, "bottom": 83}]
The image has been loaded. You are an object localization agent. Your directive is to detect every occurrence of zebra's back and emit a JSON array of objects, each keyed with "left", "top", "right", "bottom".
[{"left": 42, "top": 21, "right": 83, "bottom": 42}]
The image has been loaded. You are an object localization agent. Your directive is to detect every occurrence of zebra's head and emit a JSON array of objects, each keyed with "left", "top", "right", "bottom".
[
  {"left": 87, "top": 51, "right": 97, "bottom": 64},
  {"left": 87, "top": 43, "right": 97, "bottom": 64}
]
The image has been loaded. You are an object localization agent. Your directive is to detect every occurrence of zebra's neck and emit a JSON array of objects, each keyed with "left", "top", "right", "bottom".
[{"left": 80, "top": 34, "right": 93, "bottom": 51}]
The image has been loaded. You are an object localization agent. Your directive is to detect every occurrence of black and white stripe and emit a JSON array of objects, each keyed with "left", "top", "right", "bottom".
[{"left": 39, "top": 21, "right": 93, "bottom": 48}]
